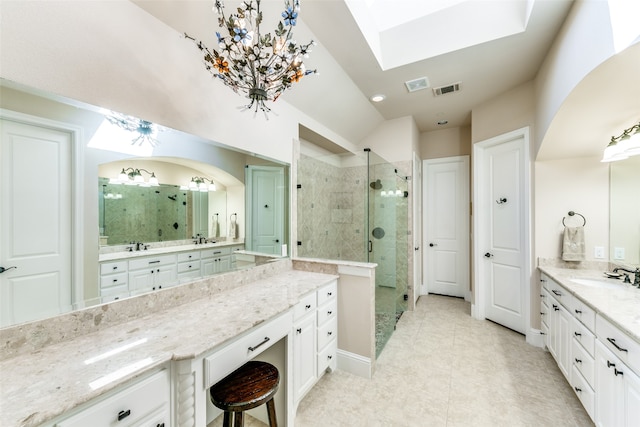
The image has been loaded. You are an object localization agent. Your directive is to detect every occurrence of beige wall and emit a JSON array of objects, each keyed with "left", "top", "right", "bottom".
[
  {"left": 360, "top": 116, "right": 419, "bottom": 163},
  {"left": 419, "top": 126, "right": 471, "bottom": 159}
]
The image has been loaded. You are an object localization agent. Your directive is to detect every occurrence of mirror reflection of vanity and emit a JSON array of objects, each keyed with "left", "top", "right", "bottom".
[
  {"left": 609, "top": 155, "right": 640, "bottom": 267},
  {"left": 0, "top": 79, "right": 289, "bottom": 327}
]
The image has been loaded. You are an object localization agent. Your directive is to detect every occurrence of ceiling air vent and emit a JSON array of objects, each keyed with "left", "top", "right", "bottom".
[
  {"left": 433, "top": 81, "right": 462, "bottom": 97},
  {"left": 405, "top": 77, "right": 430, "bottom": 93}
]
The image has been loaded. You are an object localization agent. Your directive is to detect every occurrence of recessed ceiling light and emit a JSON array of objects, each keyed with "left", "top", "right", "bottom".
[
  {"left": 437, "top": 120, "right": 448, "bottom": 125},
  {"left": 370, "top": 94, "right": 386, "bottom": 102}
]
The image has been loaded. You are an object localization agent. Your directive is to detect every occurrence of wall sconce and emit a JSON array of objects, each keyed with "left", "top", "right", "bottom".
[
  {"left": 110, "top": 168, "right": 159, "bottom": 187},
  {"left": 180, "top": 176, "right": 216, "bottom": 192},
  {"left": 602, "top": 121, "right": 640, "bottom": 162}
]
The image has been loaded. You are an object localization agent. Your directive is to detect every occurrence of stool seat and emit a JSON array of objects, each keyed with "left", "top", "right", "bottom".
[{"left": 209, "top": 361, "right": 279, "bottom": 427}]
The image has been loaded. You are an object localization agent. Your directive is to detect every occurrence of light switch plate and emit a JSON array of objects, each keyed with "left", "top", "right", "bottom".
[
  {"left": 594, "top": 246, "right": 605, "bottom": 259},
  {"left": 614, "top": 247, "right": 625, "bottom": 260}
]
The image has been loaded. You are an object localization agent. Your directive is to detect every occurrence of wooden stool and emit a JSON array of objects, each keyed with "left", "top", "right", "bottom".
[{"left": 209, "top": 360, "right": 279, "bottom": 427}]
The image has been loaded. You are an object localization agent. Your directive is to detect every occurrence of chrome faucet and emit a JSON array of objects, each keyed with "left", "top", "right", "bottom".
[{"left": 613, "top": 267, "right": 640, "bottom": 287}]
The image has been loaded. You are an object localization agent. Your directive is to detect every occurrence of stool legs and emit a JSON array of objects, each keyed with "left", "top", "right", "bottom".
[{"left": 266, "top": 398, "right": 277, "bottom": 427}]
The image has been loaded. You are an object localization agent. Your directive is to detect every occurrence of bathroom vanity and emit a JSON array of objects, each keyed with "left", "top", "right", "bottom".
[
  {"left": 538, "top": 264, "right": 640, "bottom": 426},
  {"left": 0, "top": 260, "right": 343, "bottom": 427}
]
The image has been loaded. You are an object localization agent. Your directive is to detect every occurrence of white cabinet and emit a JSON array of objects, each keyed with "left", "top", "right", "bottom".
[
  {"left": 293, "top": 292, "right": 317, "bottom": 402},
  {"left": 99, "top": 260, "right": 129, "bottom": 302},
  {"left": 201, "top": 246, "right": 232, "bottom": 276},
  {"left": 316, "top": 281, "right": 338, "bottom": 377},
  {"left": 541, "top": 277, "right": 572, "bottom": 380},
  {"left": 128, "top": 254, "right": 178, "bottom": 295},
  {"left": 56, "top": 369, "right": 170, "bottom": 427}
]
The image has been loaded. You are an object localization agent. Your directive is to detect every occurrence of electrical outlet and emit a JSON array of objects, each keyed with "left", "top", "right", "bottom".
[
  {"left": 594, "top": 246, "right": 605, "bottom": 259},
  {"left": 614, "top": 247, "right": 625, "bottom": 260}
]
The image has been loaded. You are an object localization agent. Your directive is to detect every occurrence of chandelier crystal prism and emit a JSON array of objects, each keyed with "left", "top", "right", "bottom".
[{"left": 184, "top": 0, "right": 317, "bottom": 114}]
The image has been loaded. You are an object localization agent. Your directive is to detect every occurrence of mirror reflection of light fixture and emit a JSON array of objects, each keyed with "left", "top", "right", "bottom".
[
  {"left": 110, "top": 168, "right": 160, "bottom": 187},
  {"left": 602, "top": 121, "right": 640, "bottom": 162},
  {"left": 184, "top": 0, "right": 317, "bottom": 115},
  {"left": 181, "top": 176, "right": 217, "bottom": 192},
  {"left": 106, "top": 112, "right": 161, "bottom": 147}
]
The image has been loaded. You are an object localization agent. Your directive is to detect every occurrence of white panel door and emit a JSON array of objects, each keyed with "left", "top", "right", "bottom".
[
  {"left": 479, "top": 135, "right": 527, "bottom": 334},
  {"left": 1, "top": 118, "right": 72, "bottom": 326},
  {"left": 412, "top": 152, "right": 422, "bottom": 304},
  {"left": 246, "top": 165, "right": 285, "bottom": 255},
  {"left": 423, "top": 156, "right": 469, "bottom": 298}
]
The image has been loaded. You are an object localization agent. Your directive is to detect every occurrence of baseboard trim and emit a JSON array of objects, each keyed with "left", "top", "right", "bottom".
[
  {"left": 527, "top": 328, "right": 545, "bottom": 348},
  {"left": 336, "top": 349, "right": 372, "bottom": 379}
]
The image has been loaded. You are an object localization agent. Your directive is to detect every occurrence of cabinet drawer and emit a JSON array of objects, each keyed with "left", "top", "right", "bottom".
[
  {"left": 540, "top": 297, "right": 549, "bottom": 328},
  {"left": 570, "top": 365, "right": 594, "bottom": 421},
  {"left": 317, "top": 339, "right": 337, "bottom": 377},
  {"left": 572, "top": 337, "right": 595, "bottom": 388},
  {"left": 100, "top": 272, "right": 128, "bottom": 289},
  {"left": 100, "top": 283, "right": 128, "bottom": 297},
  {"left": 596, "top": 315, "right": 640, "bottom": 376},
  {"left": 203, "top": 311, "right": 292, "bottom": 388},
  {"left": 128, "top": 254, "right": 176, "bottom": 270},
  {"left": 178, "top": 260, "right": 201, "bottom": 273},
  {"left": 177, "top": 251, "right": 200, "bottom": 262},
  {"left": 317, "top": 280, "right": 337, "bottom": 306},
  {"left": 201, "top": 246, "right": 232, "bottom": 259},
  {"left": 317, "top": 316, "right": 337, "bottom": 351},
  {"left": 572, "top": 317, "right": 595, "bottom": 358},
  {"left": 294, "top": 292, "right": 317, "bottom": 320},
  {"left": 56, "top": 369, "right": 170, "bottom": 427},
  {"left": 100, "top": 260, "right": 127, "bottom": 275},
  {"left": 317, "top": 298, "right": 337, "bottom": 326},
  {"left": 570, "top": 297, "right": 595, "bottom": 332},
  {"left": 547, "top": 281, "right": 571, "bottom": 309}
]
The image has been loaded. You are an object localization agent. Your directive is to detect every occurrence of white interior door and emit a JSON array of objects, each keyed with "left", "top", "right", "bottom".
[
  {"left": 1, "top": 118, "right": 72, "bottom": 326},
  {"left": 412, "top": 152, "right": 422, "bottom": 304},
  {"left": 474, "top": 128, "right": 530, "bottom": 335},
  {"left": 246, "top": 165, "right": 285, "bottom": 255},
  {"left": 422, "top": 156, "right": 469, "bottom": 298}
]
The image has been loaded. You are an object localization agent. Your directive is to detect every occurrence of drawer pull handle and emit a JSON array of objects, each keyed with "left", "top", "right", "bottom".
[
  {"left": 607, "top": 360, "right": 615, "bottom": 368},
  {"left": 305, "top": 304, "right": 311, "bottom": 310},
  {"left": 118, "top": 409, "right": 131, "bottom": 421},
  {"left": 296, "top": 328, "right": 302, "bottom": 334},
  {"left": 112, "top": 266, "right": 118, "bottom": 270},
  {"left": 214, "top": 251, "right": 222, "bottom": 254},
  {"left": 327, "top": 311, "right": 333, "bottom": 315},
  {"left": 614, "top": 368, "right": 624, "bottom": 376},
  {"left": 113, "top": 279, "right": 117, "bottom": 282},
  {"left": 248, "top": 336, "right": 270, "bottom": 352},
  {"left": 575, "top": 358, "right": 582, "bottom": 364},
  {"left": 540, "top": 312, "right": 545, "bottom": 316},
  {"left": 540, "top": 332, "right": 546, "bottom": 335},
  {"left": 574, "top": 332, "right": 582, "bottom": 337},
  {"left": 552, "top": 290, "right": 562, "bottom": 296},
  {"left": 327, "top": 331, "right": 333, "bottom": 336},
  {"left": 553, "top": 306, "right": 559, "bottom": 312},
  {"left": 327, "top": 292, "right": 333, "bottom": 296},
  {"left": 607, "top": 337, "right": 628, "bottom": 353},
  {"left": 575, "top": 309, "right": 582, "bottom": 314},
  {"left": 149, "top": 260, "right": 161, "bottom": 264},
  {"left": 574, "top": 386, "right": 582, "bottom": 393},
  {"left": 328, "top": 355, "right": 333, "bottom": 360}
]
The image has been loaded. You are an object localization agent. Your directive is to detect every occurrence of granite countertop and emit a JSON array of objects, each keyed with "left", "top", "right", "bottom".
[
  {"left": 99, "top": 241, "right": 244, "bottom": 262},
  {"left": 538, "top": 266, "right": 640, "bottom": 343},
  {"left": 0, "top": 269, "right": 338, "bottom": 427}
]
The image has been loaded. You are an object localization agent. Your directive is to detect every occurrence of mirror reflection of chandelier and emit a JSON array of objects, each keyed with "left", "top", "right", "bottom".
[
  {"left": 110, "top": 167, "right": 160, "bottom": 187},
  {"left": 106, "top": 112, "right": 160, "bottom": 147},
  {"left": 184, "top": 0, "right": 317, "bottom": 115},
  {"left": 181, "top": 176, "right": 217, "bottom": 192}
]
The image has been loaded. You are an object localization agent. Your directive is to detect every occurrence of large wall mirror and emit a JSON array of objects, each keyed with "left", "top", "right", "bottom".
[
  {"left": 609, "top": 155, "right": 640, "bottom": 267},
  {"left": 0, "top": 79, "right": 289, "bottom": 328}
]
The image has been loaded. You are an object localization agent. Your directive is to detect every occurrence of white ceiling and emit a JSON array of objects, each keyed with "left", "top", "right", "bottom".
[{"left": 132, "top": 0, "right": 639, "bottom": 159}]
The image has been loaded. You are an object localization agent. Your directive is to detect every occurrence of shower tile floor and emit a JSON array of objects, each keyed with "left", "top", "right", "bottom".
[{"left": 211, "top": 295, "right": 593, "bottom": 426}]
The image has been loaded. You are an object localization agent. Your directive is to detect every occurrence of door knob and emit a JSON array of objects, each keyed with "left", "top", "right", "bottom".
[
  {"left": 0, "top": 266, "right": 17, "bottom": 274},
  {"left": 429, "top": 243, "right": 437, "bottom": 247},
  {"left": 484, "top": 252, "right": 493, "bottom": 258}
]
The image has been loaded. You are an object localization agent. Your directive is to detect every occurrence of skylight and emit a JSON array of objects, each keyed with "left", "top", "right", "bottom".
[{"left": 345, "top": 0, "right": 535, "bottom": 70}]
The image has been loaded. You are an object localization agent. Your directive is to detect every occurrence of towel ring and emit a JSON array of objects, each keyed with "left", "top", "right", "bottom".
[{"left": 562, "top": 211, "right": 586, "bottom": 227}]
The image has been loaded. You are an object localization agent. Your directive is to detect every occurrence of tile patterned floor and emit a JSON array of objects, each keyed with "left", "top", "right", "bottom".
[{"left": 295, "top": 294, "right": 594, "bottom": 427}]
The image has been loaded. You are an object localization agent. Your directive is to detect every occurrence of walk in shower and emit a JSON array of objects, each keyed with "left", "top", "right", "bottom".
[{"left": 297, "top": 147, "right": 408, "bottom": 357}]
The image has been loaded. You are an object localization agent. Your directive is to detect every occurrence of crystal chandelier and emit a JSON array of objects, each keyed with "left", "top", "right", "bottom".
[
  {"left": 184, "top": 0, "right": 317, "bottom": 115},
  {"left": 106, "top": 112, "right": 161, "bottom": 147}
]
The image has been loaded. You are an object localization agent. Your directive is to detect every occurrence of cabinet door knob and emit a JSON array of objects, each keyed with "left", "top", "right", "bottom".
[{"left": 296, "top": 328, "right": 302, "bottom": 334}]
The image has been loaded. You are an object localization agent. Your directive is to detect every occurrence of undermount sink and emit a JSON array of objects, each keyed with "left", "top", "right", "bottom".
[{"left": 570, "top": 278, "right": 622, "bottom": 289}]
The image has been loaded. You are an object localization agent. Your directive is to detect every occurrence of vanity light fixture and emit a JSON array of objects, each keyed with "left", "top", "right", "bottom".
[
  {"left": 602, "top": 120, "right": 640, "bottom": 162},
  {"left": 183, "top": 176, "right": 217, "bottom": 192},
  {"left": 184, "top": 0, "right": 317, "bottom": 116},
  {"left": 106, "top": 112, "right": 161, "bottom": 147},
  {"left": 111, "top": 168, "right": 160, "bottom": 187}
]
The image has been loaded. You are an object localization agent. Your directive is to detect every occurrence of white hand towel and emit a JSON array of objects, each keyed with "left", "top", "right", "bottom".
[
  {"left": 562, "top": 226, "right": 585, "bottom": 261},
  {"left": 211, "top": 216, "right": 219, "bottom": 238},
  {"left": 228, "top": 216, "right": 238, "bottom": 240}
]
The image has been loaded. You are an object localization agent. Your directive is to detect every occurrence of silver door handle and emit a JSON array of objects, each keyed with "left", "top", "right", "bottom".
[{"left": 0, "top": 266, "right": 17, "bottom": 274}]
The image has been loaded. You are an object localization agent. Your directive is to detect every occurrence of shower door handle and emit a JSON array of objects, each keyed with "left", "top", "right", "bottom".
[{"left": 368, "top": 240, "right": 372, "bottom": 253}]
